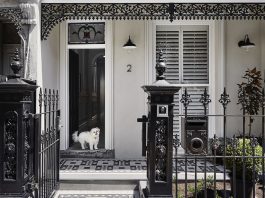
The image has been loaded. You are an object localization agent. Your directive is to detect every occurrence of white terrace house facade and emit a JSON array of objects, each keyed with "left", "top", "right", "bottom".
[
  {"left": 1, "top": 0, "right": 265, "bottom": 197},
  {"left": 41, "top": 3, "right": 265, "bottom": 159}
]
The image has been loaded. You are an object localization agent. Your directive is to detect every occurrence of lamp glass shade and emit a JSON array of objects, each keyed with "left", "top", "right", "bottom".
[{"left": 123, "top": 36, "right": 136, "bottom": 49}]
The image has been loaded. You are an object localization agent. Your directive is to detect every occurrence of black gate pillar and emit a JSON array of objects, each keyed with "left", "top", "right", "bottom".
[
  {"left": 142, "top": 51, "right": 180, "bottom": 198},
  {"left": 0, "top": 49, "right": 38, "bottom": 197}
]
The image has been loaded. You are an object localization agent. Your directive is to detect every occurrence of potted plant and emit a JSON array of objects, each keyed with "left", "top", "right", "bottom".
[
  {"left": 237, "top": 67, "right": 263, "bottom": 137},
  {"left": 226, "top": 138, "right": 263, "bottom": 198},
  {"left": 188, "top": 175, "right": 223, "bottom": 198}
]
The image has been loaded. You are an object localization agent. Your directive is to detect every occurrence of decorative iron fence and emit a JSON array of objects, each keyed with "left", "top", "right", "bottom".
[
  {"left": 34, "top": 88, "right": 60, "bottom": 198},
  {"left": 174, "top": 87, "right": 265, "bottom": 198}
]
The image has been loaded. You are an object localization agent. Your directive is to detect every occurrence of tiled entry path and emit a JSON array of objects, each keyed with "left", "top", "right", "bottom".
[
  {"left": 60, "top": 158, "right": 228, "bottom": 180},
  {"left": 56, "top": 159, "right": 228, "bottom": 197}
]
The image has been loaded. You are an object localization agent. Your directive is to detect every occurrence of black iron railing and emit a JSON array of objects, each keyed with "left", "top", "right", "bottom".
[
  {"left": 174, "top": 88, "right": 265, "bottom": 198},
  {"left": 34, "top": 88, "right": 60, "bottom": 198}
]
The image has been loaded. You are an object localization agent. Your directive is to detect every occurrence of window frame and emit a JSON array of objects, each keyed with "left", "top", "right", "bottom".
[{"left": 150, "top": 20, "right": 222, "bottom": 138}]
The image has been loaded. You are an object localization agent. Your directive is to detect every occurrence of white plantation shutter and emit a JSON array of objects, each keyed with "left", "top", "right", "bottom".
[
  {"left": 182, "top": 30, "right": 209, "bottom": 84},
  {"left": 185, "top": 87, "right": 207, "bottom": 116},
  {"left": 156, "top": 25, "right": 180, "bottom": 84},
  {"left": 156, "top": 25, "right": 209, "bottom": 137}
]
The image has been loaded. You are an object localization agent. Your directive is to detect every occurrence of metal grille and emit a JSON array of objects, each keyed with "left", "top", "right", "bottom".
[{"left": 34, "top": 88, "right": 60, "bottom": 198}]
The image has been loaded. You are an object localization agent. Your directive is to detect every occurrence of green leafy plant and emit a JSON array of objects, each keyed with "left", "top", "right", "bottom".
[
  {"left": 237, "top": 67, "right": 263, "bottom": 136},
  {"left": 188, "top": 176, "right": 223, "bottom": 198},
  {"left": 226, "top": 138, "right": 263, "bottom": 181}
]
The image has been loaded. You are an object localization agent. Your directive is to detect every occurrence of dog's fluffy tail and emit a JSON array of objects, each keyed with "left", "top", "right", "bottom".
[{"left": 72, "top": 131, "right": 79, "bottom": 142}]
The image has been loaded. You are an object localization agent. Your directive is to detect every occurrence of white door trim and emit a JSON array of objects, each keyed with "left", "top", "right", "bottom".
[{"left": 59, "top": 20, "right": 114, "bottom": 150}]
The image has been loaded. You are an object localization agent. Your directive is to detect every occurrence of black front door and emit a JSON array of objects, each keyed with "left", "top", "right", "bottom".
[{"left": 69, "top": 49, "right": 105, "bottom": 150}]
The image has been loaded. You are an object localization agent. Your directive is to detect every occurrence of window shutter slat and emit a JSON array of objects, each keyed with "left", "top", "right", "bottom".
[
  {"left": 156, "top": 28, "right": 179, "bottom": 84},
  {"left": 182, "top": 30, "right": 209, "bottom": 84}
]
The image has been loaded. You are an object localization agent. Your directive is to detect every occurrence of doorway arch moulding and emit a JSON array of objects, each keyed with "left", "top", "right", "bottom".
[{"left": 41, "top": 3, "right": 265, "bottom": 40}]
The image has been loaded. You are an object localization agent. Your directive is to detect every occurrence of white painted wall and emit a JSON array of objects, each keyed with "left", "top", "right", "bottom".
[
  {"left": 0, "top": 0, "right": 18, "bottom": 7},
  {"left": 225, "top": 20, "right": 263, "bottom": 137},
  {"left": 113, "top": 21, "right": 146, "bottom": 159},
  {"left": 41, "top": 24, "right": 60, "bottom": 90}
]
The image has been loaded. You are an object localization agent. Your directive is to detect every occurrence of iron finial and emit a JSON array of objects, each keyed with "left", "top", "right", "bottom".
[
  {"left": 219, "top": 87, "right": 231, "bottom": 109},
  {"left": 180, "top": 88, "right": 192, "bottom": 108},
  {"left": 155, "top": 50, "right": 166, "bottom": 81},
  {"left": 9, "top": 49, "right": 22, "bottom": 78}
]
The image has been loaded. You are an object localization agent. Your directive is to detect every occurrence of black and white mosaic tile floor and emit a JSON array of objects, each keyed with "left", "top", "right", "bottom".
[
  {"left": 59, "top": 159, "right": 147, "bottom": 180},
  {"left": 60, "top": 159, "right": 147, "bottom": 172},
  {"left": 57, "top": 159, "right": 229, "bottom": 197},
  {"left": 60, "top": 158, "right": 226, "bottom": 173},
  {"left": 60, "top": 158, "right": 229, "bottom": 181}
]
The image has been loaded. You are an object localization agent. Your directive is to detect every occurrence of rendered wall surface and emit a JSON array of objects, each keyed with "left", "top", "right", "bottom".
[
  {"left": 113, "top": 20, "right": 146, "bottom": 159},
  {"left": 41, "top": 24, "right": 60, "bottom": 90},
  {"left": 225, "top": 20, "right": 262, "bottom": 137},
  {"left": 0, "top": 0, "right": 18, "bottom": 7}
]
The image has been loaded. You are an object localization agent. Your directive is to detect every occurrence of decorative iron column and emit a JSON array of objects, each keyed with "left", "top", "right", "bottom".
[
  {"left": 0, "top": 49, "right": 38, "bottom": 197},
  {"left": 142, "top": 51, "right": 180, "bottom": 198}
]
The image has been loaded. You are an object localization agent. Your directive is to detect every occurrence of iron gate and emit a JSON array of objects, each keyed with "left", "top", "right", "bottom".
[{"left": 34, "top": 88, "right": 60, "bottom": 198}]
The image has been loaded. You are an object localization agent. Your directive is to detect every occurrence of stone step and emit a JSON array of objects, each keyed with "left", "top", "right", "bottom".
[
  {"left": 53, "top": 181, "right": 139, "bottom": 198},
  {"left": 60, "top": 158, "right": 147, "bottom": 181}
]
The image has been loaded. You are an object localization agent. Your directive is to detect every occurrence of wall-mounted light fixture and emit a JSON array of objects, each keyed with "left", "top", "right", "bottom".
[
  {"left": 238, "top": 34, "right": 255, "bottom": 51},
  {"left": 123, "top": 36, "right": 136, "bottom": 51}
]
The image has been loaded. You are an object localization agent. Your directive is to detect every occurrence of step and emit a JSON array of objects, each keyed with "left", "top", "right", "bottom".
[
  {"left": 53, "top": 181, "right": 139, "bottom": 198},
  {"left": 60, "top": 159, "right": 147, "bottom": 181},
  {"left": 60, "top": 149, "right": 114, "bottom": 159}
]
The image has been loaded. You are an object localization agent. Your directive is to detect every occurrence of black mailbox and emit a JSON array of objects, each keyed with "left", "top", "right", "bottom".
[{"left": 181, "top": 117, "right": 208, "bottom": 155}]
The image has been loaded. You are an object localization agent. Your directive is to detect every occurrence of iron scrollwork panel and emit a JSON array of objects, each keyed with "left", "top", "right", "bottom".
[
  {"left": 155, "top": 118, "right": 168, "bottom": 182},
  {"left": 42, "top": 3, "right": 265, "bottom": 40},
  {"left": 3, "top": 111, "right": 18, "bottom": 181},
  {"left": 0, "top": 7, "right": 22, "bottom": 32}
]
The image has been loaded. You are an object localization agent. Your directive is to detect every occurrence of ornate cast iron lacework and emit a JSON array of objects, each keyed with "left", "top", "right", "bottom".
[
  {"left": 4, "top": 111, "right": 18, "bottom": 181},
  {"left": 0, "top": 7, "right": 22, "bottom": 31},
  {"left": 155, "top": 118, "right": 167, "bottom": 182},
  {"left": 42, "top": 3, "right": 265, "bottom": 40}
]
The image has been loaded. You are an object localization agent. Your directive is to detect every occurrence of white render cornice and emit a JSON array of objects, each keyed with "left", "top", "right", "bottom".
[{"left": 41, "top": 0, "right": 265, "bottom": 3}]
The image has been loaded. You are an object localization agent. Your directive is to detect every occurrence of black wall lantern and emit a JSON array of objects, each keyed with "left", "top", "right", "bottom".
[
  {"left": 238, "top": 34, "right": 255, "bottom": 51},
  {"left": 123, "top": 36, "right": 136, "bottom": 50}
]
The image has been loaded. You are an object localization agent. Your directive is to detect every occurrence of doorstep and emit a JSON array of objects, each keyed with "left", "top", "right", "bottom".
[
  {"left": 60, "top": 149, "right": 114, "bottom": 159},
  {"left": 54, "top": 181, "right": 139, "bottom": 198}
]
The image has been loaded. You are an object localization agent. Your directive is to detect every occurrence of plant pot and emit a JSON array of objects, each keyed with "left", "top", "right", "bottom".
[
  {"left": 230, "top": 177, "right": 255, "bottom": 198},
  {"left": 196, "top": 189, "right": 215, "bottom": 198}
]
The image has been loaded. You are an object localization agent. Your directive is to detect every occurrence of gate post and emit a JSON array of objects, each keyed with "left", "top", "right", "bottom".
[
  {"left": 0, "top": 49, "right": 38, "bottom": 197},
  {"left": 142, "top": 51, "right": 180, "bottom": 198}
]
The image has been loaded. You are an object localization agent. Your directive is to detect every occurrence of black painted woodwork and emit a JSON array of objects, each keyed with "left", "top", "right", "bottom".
[
  {"left": 140, "top": 51, "right": 180, "bottom": 197},
  {"left": 0, "top": 58, "right": 37, "bottom": 197},
  {"left": 69, "top": 50, "right": 79, "bottom": 146}
]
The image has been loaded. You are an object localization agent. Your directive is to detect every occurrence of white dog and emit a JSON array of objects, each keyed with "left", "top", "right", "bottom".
[{"left": 72, "top": 127, "right": 100, "bottom": 150}]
